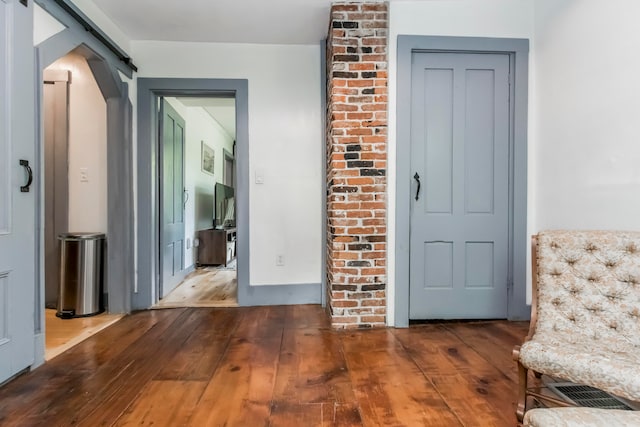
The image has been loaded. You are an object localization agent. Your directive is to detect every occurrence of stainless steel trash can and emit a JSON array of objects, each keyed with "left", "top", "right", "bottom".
[{"left": 57, "top": 232, "right": 105, "bottom": 318}]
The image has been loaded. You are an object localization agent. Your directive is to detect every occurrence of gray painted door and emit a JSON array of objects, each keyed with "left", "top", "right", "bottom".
[
  {"left": 409, "top": 52, "right": 510, "bottom": 319},
  {"left": 0, "top": 0, "right": 35, "bottom": 382},
  {"left": 160, "top": 99, "right": 186, "bottom": 298}
]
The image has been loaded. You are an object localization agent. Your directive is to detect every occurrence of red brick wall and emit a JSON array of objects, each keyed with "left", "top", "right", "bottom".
[{"left": 326, "top": 2, "right": 388, "bottom": 328}]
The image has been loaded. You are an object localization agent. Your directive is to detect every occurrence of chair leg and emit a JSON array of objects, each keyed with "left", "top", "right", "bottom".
[
  {"left": 513, "top": 346, "right": 528, "bottom": 423},
  {"left": 516, "top": 361, "right": 529, "bottom": 422}
]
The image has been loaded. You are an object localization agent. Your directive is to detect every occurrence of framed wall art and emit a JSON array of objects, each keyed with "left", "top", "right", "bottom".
[{"left": 201, "top": 141, "right": 215, "bottom": 175}]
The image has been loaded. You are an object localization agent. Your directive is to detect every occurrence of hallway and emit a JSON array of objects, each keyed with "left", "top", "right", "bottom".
[
  {"left": 155, "top": 265, "right": 238, "bottom": 308},
  {"left": 0, "top": 305, "right": 528, "bottom": 426}
]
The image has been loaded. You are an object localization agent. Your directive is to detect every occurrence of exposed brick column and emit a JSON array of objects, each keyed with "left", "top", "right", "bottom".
[{"left": 326, "top": 2, "right": 388, "bottom": 329}]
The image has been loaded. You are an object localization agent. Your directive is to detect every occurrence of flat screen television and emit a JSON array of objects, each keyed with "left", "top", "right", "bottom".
[{"left": 214, "top": 182, "right": 235, "bottom": 228}]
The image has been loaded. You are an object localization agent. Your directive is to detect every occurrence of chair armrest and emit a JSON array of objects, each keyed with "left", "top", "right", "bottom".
[{"left": 524, "top": 235, "right": 540, "bottom": 342}]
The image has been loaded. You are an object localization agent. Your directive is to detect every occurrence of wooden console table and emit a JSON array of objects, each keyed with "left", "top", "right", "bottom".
[{"left": 197, "top": 228, "right": 236, "bottom": 266}]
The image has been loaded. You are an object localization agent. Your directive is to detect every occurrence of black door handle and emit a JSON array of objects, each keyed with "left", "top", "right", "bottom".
[
  {"left": 413, "top": 172, "right": 421, "bottom": 201},
  {"left": 20, "top": 159, "right": 33, "bottom": 193}
]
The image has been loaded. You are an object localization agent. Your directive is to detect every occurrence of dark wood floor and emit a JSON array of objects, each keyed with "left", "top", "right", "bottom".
[{"left": 0, "top": 305, "right": 529, "bottom": 426}]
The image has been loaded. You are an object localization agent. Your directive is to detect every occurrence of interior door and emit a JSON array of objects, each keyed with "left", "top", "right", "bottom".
[
  {"left": 409, "top": 52, "right": 510, "bottom": 319},
  {"left": 0, "top": 0, "right": 36, "bottom": 382},
  {"left": 160, "top": 99, "right": 186, "bottom": 298}
]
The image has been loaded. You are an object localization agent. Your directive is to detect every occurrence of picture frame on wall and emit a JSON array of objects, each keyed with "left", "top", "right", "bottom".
[{"left": 201, "top": 141, "right": 215, "bottom": 175}]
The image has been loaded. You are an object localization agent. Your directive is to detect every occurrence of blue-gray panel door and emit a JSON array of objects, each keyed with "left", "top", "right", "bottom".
[
  {"left": 409, "top": 52, "right": 510, "bottom": 319},
  {"left": 160, "top": 99, "right": 186, "bottom": 298},
  {"left": 0, "top": 0, "right": 35, "bottom": 382}
]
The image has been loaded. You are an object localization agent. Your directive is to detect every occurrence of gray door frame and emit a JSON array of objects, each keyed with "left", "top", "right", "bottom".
[
  {"left": 222, "top": 148, "right": 234, "bottom": 188},
  {"left": 34, "top": 1, "right": 134, "bottom": 316},
  {"left": 136, "top": 78, "right": 322, "bottom": 309},
  {"left": 43, "top": 69, "right": 70, "bottom": 309},
  {"left": 395, "top": 35, "right": 530, "bottom": 327},
  {"left": 134, "top": 78, "right": 249, "bottom": 309}
]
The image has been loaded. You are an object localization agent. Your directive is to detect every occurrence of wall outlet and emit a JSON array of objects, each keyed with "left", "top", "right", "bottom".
[
  {"left": 79, "top": 167, "right": 89, "bottom": 182},
  {"left": 255, "top": 170, "right": 265, "bottom": 184},
  {"left": 193, "top": 238, "right": 200, "bottom": 248},
  {"left": 276, "top": 254, "right": 285, "bottom": 266}
]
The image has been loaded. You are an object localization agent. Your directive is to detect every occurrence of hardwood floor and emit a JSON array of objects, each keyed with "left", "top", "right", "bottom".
[
  {"left": 155, "top": 267, "right": 238, "bottom": 308},
  {"left": 0, "top": 306, "right": 529, "bottom": 426},
  {"left": 45, "top": 309, "right": 124, "bottom": 360}
]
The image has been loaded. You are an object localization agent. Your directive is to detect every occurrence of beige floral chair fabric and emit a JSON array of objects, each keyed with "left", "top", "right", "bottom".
[
  {"left": 513, "top": 230, "right": 640, "bottom": 422},
  {"left": 524, "top": 407, "right": 640, "bottom": 427}
]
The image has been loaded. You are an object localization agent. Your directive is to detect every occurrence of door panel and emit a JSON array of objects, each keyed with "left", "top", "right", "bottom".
[
  {"left": 160, "top": 99, "right": 186, "bottom": 298},
  {"left": 0, "top": 0, "right": 36, "bottom": 382},
  {"left": 409, "top": 52, "right": 510, "bottom": 319},
  {"left": 465, "top": 242, "right": 494, "bottom": 288},
  {"left": 423, "top": 242, "right": 453, "bottom": 289},
  {"left": 465, "top": 69, "right": 496, "bottom": 214},
  {"left": 423, "top": 68, "right": 453, "bottom": 214}
]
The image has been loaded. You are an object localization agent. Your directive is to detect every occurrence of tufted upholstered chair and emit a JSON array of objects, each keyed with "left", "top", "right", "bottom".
[
  {"left": 523, "top": 407, "right": 640, "bottom": 426},
  {"left": 513, "top": 230, "right": 640, "bottom": 422}
]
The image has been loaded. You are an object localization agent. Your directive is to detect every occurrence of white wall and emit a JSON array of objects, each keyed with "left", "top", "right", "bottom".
[
  {"left": 133, "top": 41, "right": 323, "bottom": 286},
  {"left": 33, "top": 1, "right": 130, "bottom": 54},
  {"left": 45, "top": 52, "right": 108, "bottom": 233},
  {"left": 165, "top": 98, "right": 235, "bottom": 269},
  {"left": 533, "top": 0, "right": 640, "bottom": 231},
  {"left": 33, "top": 3, "right": 65, "bottom": 45},
  {"left": 387, "top": 0, "right": 535, "bottom": 324},
  {"left": 64, "top": 0, "right": 131, "bottom": 54}
]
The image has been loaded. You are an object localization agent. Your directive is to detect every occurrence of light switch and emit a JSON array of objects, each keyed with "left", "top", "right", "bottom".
[
  {"left": 80, "top": 168, "right": 89, "bottom": 182},
  {"left": 255, "top": 170, "right": 265, "bottom": 184}
]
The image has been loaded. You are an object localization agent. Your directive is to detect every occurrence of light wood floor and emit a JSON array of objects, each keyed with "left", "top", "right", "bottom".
[
  {"left": 155, "top": 267, "right": 238, "bottom": 308},
  {"left": 0, "top": 305, "right": 529, "bottom": 426},
  {"left": 45, "top": 309, "right": 124, "bottom": 360}
]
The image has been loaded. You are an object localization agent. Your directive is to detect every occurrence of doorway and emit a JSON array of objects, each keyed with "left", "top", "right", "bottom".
[
  {"left": 29, "top": 0, "right": 134, "bottom": 368},
  {"left": 395, "top": 36, "right": 530, "bottom": 326},
  {"left": 41, "top": 49, "right": 123, "bottom": 359},
  {"left": 154, "top": 96, "right": 239, "bottom": 307}
]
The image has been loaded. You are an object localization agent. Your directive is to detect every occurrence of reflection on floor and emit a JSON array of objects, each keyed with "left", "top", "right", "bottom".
[
  {"left": 45, "top": 309, "right": 123, "bottom": 361},
  {"left": 155, "top": 266, "right": 238, "bottom": 308}
]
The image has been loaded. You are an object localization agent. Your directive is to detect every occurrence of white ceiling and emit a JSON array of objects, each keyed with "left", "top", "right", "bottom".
[
  {"left": 89, "top": 0, "right": 402, "bottom": 136},
  {"left": 175, "top": 97, "right": 236, "bottom": 140},
  {"left": 91, "top": 0, "right": 338, "bottom": 45}
]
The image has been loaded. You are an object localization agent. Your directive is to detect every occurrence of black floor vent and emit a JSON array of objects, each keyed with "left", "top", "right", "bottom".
[{"left": 547, "top": 383, "right": 635, "bottom": 410}]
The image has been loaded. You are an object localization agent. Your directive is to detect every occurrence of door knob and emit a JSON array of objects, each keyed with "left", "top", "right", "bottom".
[{"left": 413, "top": 172, "right": 421, "bottom": 201}]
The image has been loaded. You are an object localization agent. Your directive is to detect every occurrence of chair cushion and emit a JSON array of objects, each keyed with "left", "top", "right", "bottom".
[
  {"left": 534, "top": 231, "right": 640, "bottom": 349},
  {"left": 520, "top": 332, "right": 640, "bottom": 402},
  {"left": 524, "top": 407, "right": 640, "bottom": 427}
]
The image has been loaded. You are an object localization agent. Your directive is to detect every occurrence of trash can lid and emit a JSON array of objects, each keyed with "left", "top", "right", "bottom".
[{"left": 58, "top": 232, "right": 106, "bottom": 240}]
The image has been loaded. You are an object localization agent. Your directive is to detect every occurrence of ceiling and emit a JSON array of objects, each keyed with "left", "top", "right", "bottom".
[
  {"left": 175, "top": 97, "right": 236, "bottom": 140},
  {"left": 91, "top": 0, "right": 340, "bottom": 45},
  {"left": 88, "top": 0, "right": 402, "bottom": 138}
]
